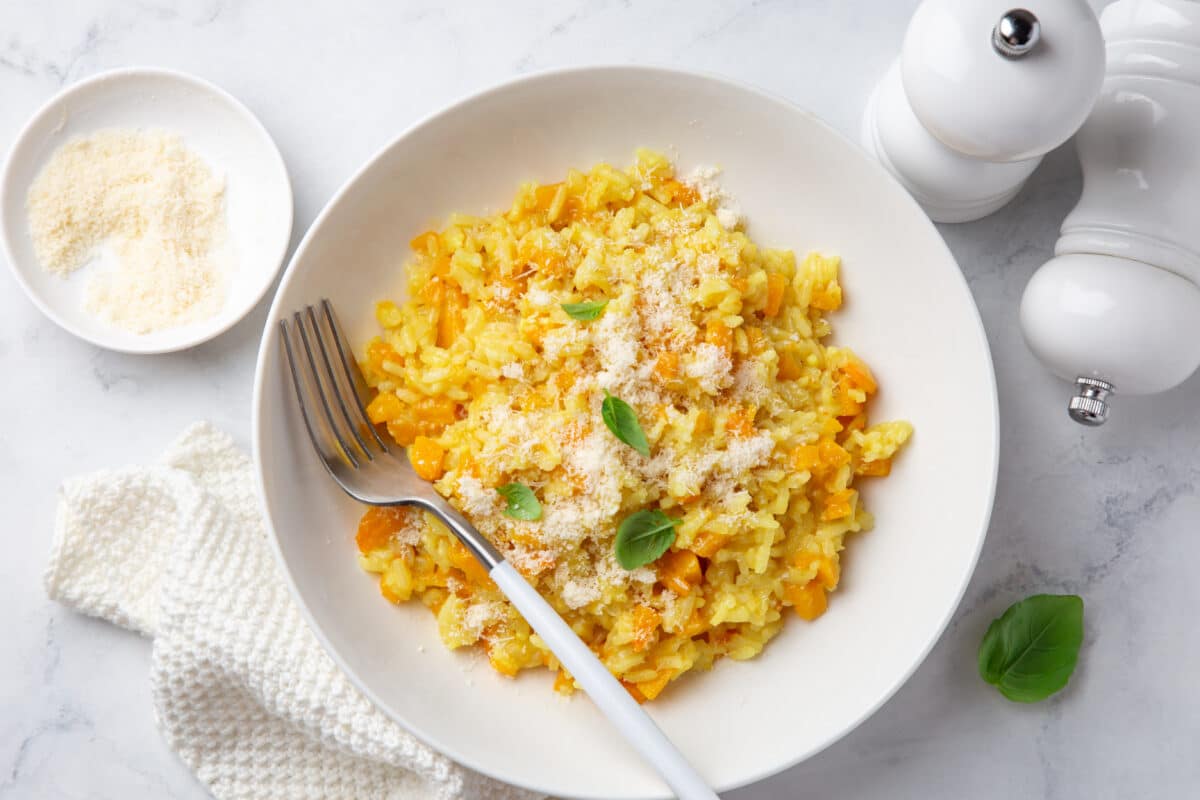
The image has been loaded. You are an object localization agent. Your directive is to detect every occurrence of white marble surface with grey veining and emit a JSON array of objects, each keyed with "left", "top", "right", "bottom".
[{"left": 2, "top": 1, "right": 1198, "bottom": 798}]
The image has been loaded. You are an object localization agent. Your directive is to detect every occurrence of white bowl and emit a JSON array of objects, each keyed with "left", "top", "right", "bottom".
[
  {"left": 0, "top": 67, "right": 292, "bottom": 354},
  {"left": 252, "top": 66, "right": 998, "bottom": 799}
]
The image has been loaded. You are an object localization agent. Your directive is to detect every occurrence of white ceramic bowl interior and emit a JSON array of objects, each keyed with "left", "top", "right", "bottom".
[
  {"left": 253, "top": 67, "right": 998, "bottom": 799},
  {"left": 1, "top": 67, "right": 293, "bottom": 354}
]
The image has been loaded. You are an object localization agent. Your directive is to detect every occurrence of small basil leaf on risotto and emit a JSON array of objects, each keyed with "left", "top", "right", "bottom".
[
  {"left": 561, "top": 299, "right": 608, "bottom": 321},
  {"left": 978, "top": 594, "right": 1084, "bottom": 703},
  {"left": 496, "top": 483, "right": 543, "bottom": 521},
  {"left": 601, "top": 391, "right": 650, "bottom": 457},
  {"left": 615, "top": 509, "right": 680, "bottom": 570}
]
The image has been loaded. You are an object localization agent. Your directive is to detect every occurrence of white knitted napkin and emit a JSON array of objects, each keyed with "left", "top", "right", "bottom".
[{"left": 44, "top": 422, "right": 540, "bottom": 800}]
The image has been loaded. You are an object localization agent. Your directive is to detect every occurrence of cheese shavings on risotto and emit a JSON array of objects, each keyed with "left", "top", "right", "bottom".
[{"left": 354, "top": 150, "right": 911, "bottom": 701}]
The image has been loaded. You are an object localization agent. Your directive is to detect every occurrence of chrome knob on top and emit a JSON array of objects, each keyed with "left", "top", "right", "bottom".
[
  {"left": 1068, "top": 377, "right": 1114, "bottom": 426},
  {"left": 994, "top": 9, "right": 1042, "bottom": 58}
]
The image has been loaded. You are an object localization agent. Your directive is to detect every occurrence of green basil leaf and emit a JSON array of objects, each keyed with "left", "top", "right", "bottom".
[
  {"left": 496, "top": 482, "right": 543, "bottom": 521},
  {"left": 978, "top": 594, "right": 1084, "bottom": 703},
  {"left": 615, "top": 509, "right": 680, "bottom": 569},
  {"left": 601, "top": 391, "right": 650, "bottom": 456},
  {"left": 561, "top": 300, "right": 608, "bottom": 321}
]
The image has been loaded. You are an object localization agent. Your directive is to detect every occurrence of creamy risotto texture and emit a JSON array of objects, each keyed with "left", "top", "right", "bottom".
[{"left": 354, "top": 150, "right": 911, "bottom": 701}]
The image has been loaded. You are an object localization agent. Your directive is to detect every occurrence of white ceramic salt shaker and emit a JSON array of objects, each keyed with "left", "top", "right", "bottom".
[
  {"left": 1020, "top": 0, "right": 1200, "bottom": 425},
  {"left": 862, "top": 0, "right": 1105, "bottom": 222}
]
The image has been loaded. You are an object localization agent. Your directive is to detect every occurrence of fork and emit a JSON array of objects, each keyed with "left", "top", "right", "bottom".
[{"left": 280, "top": 299, "right": 719, "bottom": 800}]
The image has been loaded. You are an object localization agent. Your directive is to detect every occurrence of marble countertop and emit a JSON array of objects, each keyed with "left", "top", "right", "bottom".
[{"left": 3, "top": 1, "right": 1198, "bottom": 798}]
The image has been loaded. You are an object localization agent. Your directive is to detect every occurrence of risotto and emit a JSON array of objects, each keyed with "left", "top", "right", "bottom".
[{"left": 354, "top": 150, "right": 911, "bottom": 701}]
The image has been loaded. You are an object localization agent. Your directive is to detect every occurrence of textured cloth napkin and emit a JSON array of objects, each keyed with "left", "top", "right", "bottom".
[{"left": 44, "top": 422, "right": 539, "bottom": 800}]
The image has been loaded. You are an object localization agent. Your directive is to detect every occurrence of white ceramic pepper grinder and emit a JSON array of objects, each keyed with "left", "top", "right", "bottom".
[
  {"left": 1021, "top": 0, "right": 1200, "bottom": 426},
  {"left": 862, "top": 0, "right": 1105, "bottom": 222}
]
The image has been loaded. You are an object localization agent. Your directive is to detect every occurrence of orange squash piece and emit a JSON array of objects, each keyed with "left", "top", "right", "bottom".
[
  {"left": 553, "top": 669, "right": 575, "bottom": 693},
  {"left": 786, "top": 581, "right": 829, "bottom": 621},
  {"left": 833, "top": 385, "right": 864, "bottom": 418},
  {"left": 534, "top": 182, "right": 561, "bottom": 211},
  {"left": 654, "top": 178, "right": 699, "bottom": 208},
  {"left": 764, "top": 272, "right": 788, "bottom": 318},
  {"left": 842, "top": 360, "right": 878, "bottom": 395},
  {"left": 379, "top": 580, "right": 403, "bottom": 604},
  {"left": 448, "top": 540, "right": 494, "bottom": 587},
  {"left": 704, "top": 320, "right": 733, "bottom": 357},
  {"left": 725, "top": 405, "right": 756, "bottom": 438},
  {"left": 621, "top": 680, "right": 648, "bottom": 704},
  {"left": 385, "top": 419, "right": 419, "bottom": 447},
  {"left": 777, "top": 350, "right": 803, "bottom": 381},
  {"left": 518, "top": 234, "right": 566, "bottom": 276},
  {"left": 487, "top": 651, "right": 521, "bottom": 678},
  {"left": 355, "top": 506, "right": 410, "bottom": 553},
  {"left": 366, "top": 392, "right": 403, "bottom": 425},
  {"left": 792, "top": 553, "right": 840, "bottom": 590},
  {"left": 653, "top": 352, "right": 679, "bottom": 383},
  {"left": 856, "top": 457, "right": 892, "bottom": 477},
  {"left": 818, "top": 438, "right": 851, "bottom": 469},
  {"left": 436, "top": 283, "right": 467, "bottom": 348},
  {"left": 630, "top": 605, "right": 663, "bottom": 653},
  {"left": 409, "top": 231, "right": 441, "bottom": 257},
  {"left": 658, "top": 550, "right": 702, "bottom": 596},
  {"left": 366, "top": 339, "right": 399, "bottom": 371},
  {"left": 820, "top": 488, "right": 857, "bottom": 521},
  {"left": 810, "top": 283, "right": 842, "bottom": 311},
  {"left": 672, "top": 181, "right": 700, "bottom": 207},
  {"left": 690, "top": 530, "right": 729, "bottom": 559},
  {"left": 409, "top": 436, "right": 445, "bottom": 482},
  {"left": 414, "top": 396, "right": 458, "bottom": 426},
  {"left": 790, "top": 444, "right": 820, "bottom": 471},
  {"left": 636, "top": 670, "right": 674, "bottom": 701},
  {"left": 420, "top": 274, "right": 445, "bottom": 306}
]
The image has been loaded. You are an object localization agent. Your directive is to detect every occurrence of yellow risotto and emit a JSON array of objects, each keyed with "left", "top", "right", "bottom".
[{"left": 354, "top": 150, "right": 911, "bottom": 701}]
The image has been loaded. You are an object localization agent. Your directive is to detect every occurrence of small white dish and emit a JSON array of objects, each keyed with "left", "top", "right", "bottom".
[
  {"left": 0, "top": 67, "right": 292, "bottom": 354},
  {"left": 253, "top": 66, "right": 999, "bottom": 799}
]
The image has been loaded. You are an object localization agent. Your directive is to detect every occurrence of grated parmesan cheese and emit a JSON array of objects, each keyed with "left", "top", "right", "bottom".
[
  {"left": 26, "top": 128, "right": 232, "bottom": 333},
  {"left": 681, "top": 164, "right": 743, "bottom": 230},
  {"left": 686, "top": 342, "right": 734, "bottom": 394},
  {"left": 541, "top": 325, "right": 587, "bottom": 362},
  {"left": 525, "top": 287, "right": 554, "bottom": 306},
  {"left": 390, "top": 509, "right": 425, "bottom": 547},
  {"left": 593, "top": 304, "right": 642, "bottom": 394},
  {"left": 540, "top": 426, "right": 627, "bottom": 547},
  {"left": 464, "top": 600, "right": 505, "bottom": 638},
  {"left": 734, "top": 357, "right": 770, "bottom": 405},
  {"left": 457, "top": 476, "right": 501, "bottom": 517},
  {"left": 720, "top": 433, "right": 775, "bottom": 475},
  {"left": 561, "top": 578, "right": 601, "bottom": 610}
]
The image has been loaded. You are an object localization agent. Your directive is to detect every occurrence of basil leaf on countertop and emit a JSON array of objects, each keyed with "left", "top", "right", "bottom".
[
  {"left": 601, "top": 391, "right": 650, "bottom": 457},
  {"left": 562, "top": 300, "right": 608, "bottom": 321},
  {"left": 615, "top": 509, "right": 680, "bottom": 570},
  {"left": 496, "top": 482, "right": 543, "bottom": 521},
  {"left": 978, "top": 593, "right": 1084, "bottom": 703}
]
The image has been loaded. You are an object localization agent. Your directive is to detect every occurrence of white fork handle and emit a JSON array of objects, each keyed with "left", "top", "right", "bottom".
[{"left": 489, "top": 561, "right": 719, "bottom": 800}]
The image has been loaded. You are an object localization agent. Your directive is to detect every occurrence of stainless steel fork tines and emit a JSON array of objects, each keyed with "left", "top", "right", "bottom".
[{"left": 280, "top": 299, "right": 386, "bottom": 470}]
